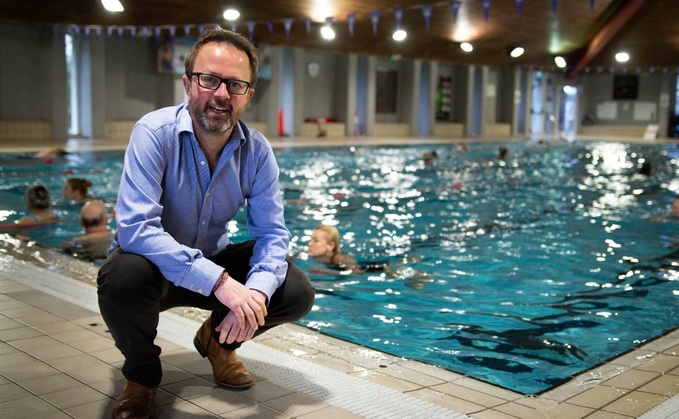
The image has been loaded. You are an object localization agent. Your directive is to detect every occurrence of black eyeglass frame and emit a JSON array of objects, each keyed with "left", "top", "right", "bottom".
[{"left": 189, "top": 72, "right": 251, "bottom": 95}]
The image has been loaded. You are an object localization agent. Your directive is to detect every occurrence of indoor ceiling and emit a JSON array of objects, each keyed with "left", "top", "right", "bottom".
[{"left": 1, "top": 0, "right": 677, "bottom": 77}]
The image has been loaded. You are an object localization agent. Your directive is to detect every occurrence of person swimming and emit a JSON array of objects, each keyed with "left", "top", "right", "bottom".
[
  {"left": 62, "top": 177, "right": 95, "bottom": 204},
  {"left": 305, "top": 224, "right": 432, "bottom": 287},
  {"left": 0, "top": 184, "right": 59, "bottom": 229},
  {"left": 57, "top": 199, "right": 114, "bottom": 261},
  {"left": 307, "top": 224, "right": 363, "bottom": 275}
]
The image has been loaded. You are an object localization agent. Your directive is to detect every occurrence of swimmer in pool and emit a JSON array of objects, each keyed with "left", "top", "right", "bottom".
[
  {"left": 35, "top": 145, "right": 68, "bottom": 159},
  {"left": 62, "top": 177, "right": 95, "bottom": 204},
  {"left": 422, "top": 150, "right": 438, "bottom": 165},
  {"left": 305, "top": 224, "right": 433, "bottom": 286},
  {"left": 307, "top": 224, "right": 363, "bottom": 275},
  {"left": 57, "top": 199, "right": 114, "bottom": 261},
  {"left": 0, "top": 184, "right": 59, "bottom": 229}
]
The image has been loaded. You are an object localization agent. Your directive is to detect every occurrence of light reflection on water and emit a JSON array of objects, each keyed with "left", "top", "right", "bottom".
[
  {"left": 1, "top": 141, "right": 678, "bottom": 394},
  {"left": 276, "top": 141, "right": 679, "bottom": 394}
]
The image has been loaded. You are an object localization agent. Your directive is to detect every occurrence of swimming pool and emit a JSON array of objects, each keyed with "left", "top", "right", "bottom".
[{"left": 1, "top": 140, "right": 677, "bottom": 394}]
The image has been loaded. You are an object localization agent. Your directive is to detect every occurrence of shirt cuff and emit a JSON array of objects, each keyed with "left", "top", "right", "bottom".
[
  {"left": 184, "top": 257, "right": 224, "bottom": 296},
  {"left": 245, "top": 271, "right": 278, "bottom": 303}
]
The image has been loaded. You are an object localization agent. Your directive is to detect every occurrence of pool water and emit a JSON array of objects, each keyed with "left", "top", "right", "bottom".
[
  {"left": 1, "top": 141, "right": 678, "bottom": 394},
  {"left": 0, "top": 152, "right": 121, "bottom": 259}
]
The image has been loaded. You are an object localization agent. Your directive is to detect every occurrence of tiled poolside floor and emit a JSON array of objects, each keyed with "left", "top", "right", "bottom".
[{"left": 1, "top": 136, "right": 679, "bottom": 418}]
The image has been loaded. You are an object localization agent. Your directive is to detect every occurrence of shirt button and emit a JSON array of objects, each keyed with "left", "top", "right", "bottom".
[
  {"left": 200, "top": 161, "right": 206, "bottom": 165},
  {"left": 202, "top": 220, "right": 206, "bottom": 225}
]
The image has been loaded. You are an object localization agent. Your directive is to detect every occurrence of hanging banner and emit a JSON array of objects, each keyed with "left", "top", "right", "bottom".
[
  {"left": 481, "top": 0, "right": 492, "bottom": 22},
  {"left": 551, "top": 0, "right": 558, "bottom": 13},
  {"left": 451, "top": 1, "right": 462, "bottom": 22},
  {"left": 421, "top": 5, "right": 433, "bottom": 31},
  {"left": 305, "top": 17, "right": 312, "bottom": 34},
  {"left": 266, "top": 21, "right": 273, "bottom": 33},
  {"left": 590, "top": 0, "right": 595, "bottom": 11},
  {"left": 283, "top": 18, "right": 293, "bottom": 40},
  {"left": 246, "top": 21, "right": 256, "bottom": 39},
  {"left": 393, "top": 8, "right": 404, "bottom": 29},
  {"left": 515, "top": 0, "right": 523, "bottom": 16},
  {"left": 370, "top": 11, "right": 380, "bottom": 36},
  {"left": 347, "top": 13, "right": 355, "bottom": 37}
]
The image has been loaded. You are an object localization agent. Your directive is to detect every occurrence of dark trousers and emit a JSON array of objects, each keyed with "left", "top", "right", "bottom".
[{"left": 97, "top": 240, "right": 315, "bottom": 388}]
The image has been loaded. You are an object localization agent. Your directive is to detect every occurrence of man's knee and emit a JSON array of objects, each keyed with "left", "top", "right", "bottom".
[
  {"left": 98, "top": 249, "right": 159, "bottom": 300},
  {"left": 286, "top": 265, "right": 315, "bottom": 319}
]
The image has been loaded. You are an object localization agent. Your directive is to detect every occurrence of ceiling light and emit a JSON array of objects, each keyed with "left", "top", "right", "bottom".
[
  {"left": 615, "top": 52, "right": 630, "bottom": 63},
  {"left": 223, "top": 9, "right": 240, "bottom": 21},
  {"left": 460, "top": 42, "right": 473, "bottom": 52},
  {"left": 392, "top": 29, "right": 407, "bottom": 41},
  {"left": 554, "top": 56, "right": 567, "bottom": 68},
  {"left": 509, "top": 47, "right": 524, "bottom": 58},
  {"left": 101, "top": 0, "right": 124, "bottom": 12},
  {"left": 320, "top": 25, "right": 335, "bottom": 40}
]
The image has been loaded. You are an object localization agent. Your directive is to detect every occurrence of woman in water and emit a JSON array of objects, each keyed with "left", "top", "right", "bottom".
[
  {"left": 62, "top": 177, "right": 95, "bottom": 204},
  {"left": 307, "top": 224, "right": 363, "bottom": 275},
  {"left": 0, "top": 184, "right": 59, "bottom": 228}
]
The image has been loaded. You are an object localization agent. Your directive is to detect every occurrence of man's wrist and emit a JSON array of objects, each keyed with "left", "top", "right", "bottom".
[{"left": 212, "top": 271, "right": 229, "bottom": 293}]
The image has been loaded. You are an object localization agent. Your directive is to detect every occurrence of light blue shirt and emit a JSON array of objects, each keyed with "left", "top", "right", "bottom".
[{"left": 110, "top": 103, "right": 289, "bottom": 300}]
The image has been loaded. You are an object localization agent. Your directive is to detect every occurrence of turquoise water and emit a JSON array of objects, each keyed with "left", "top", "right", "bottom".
[{"left": 1, "top": 141, "right": 678, "bottom": 394}]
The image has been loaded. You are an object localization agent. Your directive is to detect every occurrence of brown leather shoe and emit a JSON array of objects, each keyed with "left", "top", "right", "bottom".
[
  {"left": 194, "top": 318, "right": 255, "bottom": 390},
  {"left": 111, "top": 380, "right": 157, "bottom": 419}
]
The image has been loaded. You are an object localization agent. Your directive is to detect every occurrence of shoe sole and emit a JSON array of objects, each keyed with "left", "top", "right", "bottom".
[{"left": 193, "top": 336, "right": 254, "bottom": 391}]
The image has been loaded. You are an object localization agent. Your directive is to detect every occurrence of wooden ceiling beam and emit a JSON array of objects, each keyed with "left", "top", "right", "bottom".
[{"left": 567, "top": 0, "right": 648, "bottom": 78}]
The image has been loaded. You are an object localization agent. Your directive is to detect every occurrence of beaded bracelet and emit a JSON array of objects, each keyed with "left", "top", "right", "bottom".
[{"left": 212, "top": 271, "right": 229, "bottom": 293}]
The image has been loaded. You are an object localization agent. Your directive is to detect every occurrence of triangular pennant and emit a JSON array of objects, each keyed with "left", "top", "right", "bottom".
[
  {"left": 481, "top": 0, "right": 492, "bottom": 22},
  {"left": 370, "top": 11, "right": 380, "bottom": 36},
  {"left": 283, "top": 19, "right": 293, "bottom": 41},
  {"left": 451, "top": 1, "right": 462, "bottom": 22},
  {"left": 421, "top": 5, "right": 433, "bottom": 31},
  {"left": 393, "top": 8, "right": 404, "bottom": 29},
  {"left": 347, "top": 13, "right": 355, "bottom": 37},
  {"left": 246, "top": 21, "right": 256, "bottom": 39}
]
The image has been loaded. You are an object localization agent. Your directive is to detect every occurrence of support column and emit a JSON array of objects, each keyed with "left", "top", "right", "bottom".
[
  {"left": 342, "top": 54, "right": 357, "bottom": 136},
  {"left": 364, "top": 56, "right": 377, "bottom": 136}
]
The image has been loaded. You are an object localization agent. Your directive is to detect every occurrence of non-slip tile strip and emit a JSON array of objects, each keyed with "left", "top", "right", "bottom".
[
  {"left": 3, "top": 256, "right": 470, "bottom": 418},
  {"left": 638, "top": 394, "right": 679, "bottom": 419}
]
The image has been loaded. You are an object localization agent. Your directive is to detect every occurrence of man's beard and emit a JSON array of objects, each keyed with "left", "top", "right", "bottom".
[{"left": 194, "top": 101, "right": 237, "bottom": 135}]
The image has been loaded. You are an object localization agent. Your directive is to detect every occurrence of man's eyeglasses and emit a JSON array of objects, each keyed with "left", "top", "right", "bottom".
[{"left": 189, "top": 72, "right": 251, "bottom": 95}]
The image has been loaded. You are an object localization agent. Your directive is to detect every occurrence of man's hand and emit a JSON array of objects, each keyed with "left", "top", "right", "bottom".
[{"left": 213, "top": 275, "right": 267, "bottom": 344}]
